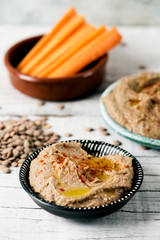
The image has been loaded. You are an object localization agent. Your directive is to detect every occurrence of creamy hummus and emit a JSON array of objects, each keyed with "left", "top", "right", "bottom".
[
  {"left": 103, "top": 72, "right": 160, "bottom": 139},
  {"left": 29, "top": 142, "right": 133, "bottom": 208}
]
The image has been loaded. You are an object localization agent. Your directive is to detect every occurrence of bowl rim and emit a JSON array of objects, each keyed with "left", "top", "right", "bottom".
[
  {"left": 4, "top": 34, "right": 108, "bottom": 84},
  {"left": 19, "top": 139, "right": 143, "bottom": 213},
  {"left": 100, "top": 80, "right": 160, "bottom": 149}
]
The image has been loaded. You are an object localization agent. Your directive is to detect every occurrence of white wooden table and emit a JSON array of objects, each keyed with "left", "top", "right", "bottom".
[{"left": 0, "top": 26, "right": 160, "bottom": 240}]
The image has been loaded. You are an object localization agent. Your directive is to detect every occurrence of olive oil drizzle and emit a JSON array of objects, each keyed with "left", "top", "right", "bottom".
[{"left": 56, "top": 155, "right": 121, "bottom": 199}]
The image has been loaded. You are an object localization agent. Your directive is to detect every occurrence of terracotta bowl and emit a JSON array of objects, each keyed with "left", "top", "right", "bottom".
[{"left": 4, "top": 35, "right": 108, "bottom": 101}]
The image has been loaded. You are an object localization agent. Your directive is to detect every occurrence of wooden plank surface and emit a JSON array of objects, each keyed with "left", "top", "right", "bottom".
[{"left": 0, "top": 26, "right": 160, "bottom": 240}]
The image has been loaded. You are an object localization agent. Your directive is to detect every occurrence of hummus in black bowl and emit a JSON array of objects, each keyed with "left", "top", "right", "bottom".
[{"left": 19, "top": 140, "right": 143, "bottom": 218}]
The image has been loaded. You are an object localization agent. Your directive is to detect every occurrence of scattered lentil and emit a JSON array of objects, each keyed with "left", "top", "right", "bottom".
[
  {"left": 102, "top": 131, "right": 110, "bottom": 136},
  {"left": 0, "top": 165, "right": 5, "bottom": 170},
  {"left": 85, "top": 127, "right": 94, "bottom": 132},
  {"left": 98, "top": 127, "right": 107, "bottom": 132},
  {"left": 40, "top": 116, "right": 47, "bottom": 121},
  {"left": 139, "top": 65, "right": 146, "bottom": 70},
  {"left": 11, "top": 162, "right": 18, "bottom": 167},
  {"left": 140, "top": 145, "right": 150, "bottom": 150},
  {"left": 21, "top": 154, "right": 27, "bottom": 159},
  {"left": 2, "top": 159, "right": 11, "bottom": 166},
  {"left": 1, "top": 167, "right": 10, "bottom": 173},
  {"left": 37, "top": 101, "right": 45, "bottom": 106},
  {"left": 16, "top": 146, "right": 24, "bottom": 151},
  {"left": 43, "top": 124, "right": 52, "bottom": 129},
  {"left": 24, "top": 148, "right": 31, "bottom": 154},
  {"left": 56, "top": 104, "right": 65, "bottom": 110},
  {"left": 120, "top": 42, "right": 127, "bottom": 47},
  {"left": 0, "top": 117, "right": 60, "bottom": 173},
  {"left": 13, "top": 149, "right": 19, "bottom": 157},
  {"left": 64, "top": 132, "right": 72, "bottom": 137},
  {"left": 18, "top": 159, "right": 25, "bottom": 164},
  {"left": 34, "top": 141, "right": 42, "bottom": 147},
  {"left": 113, "top": 140, "right": 122, "bottom": 146}
]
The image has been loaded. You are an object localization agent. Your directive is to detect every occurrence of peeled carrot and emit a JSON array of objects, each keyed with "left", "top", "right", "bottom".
[
  {"left": 20, "top": 14, "right": 85, "bottom": 74},
  {"left": 17, "top": 7, "right": 122, "bottom": 79},
  {"left": 18, "top": 7, "right": 76, "bottom": 70},
  {"left": 48, "top": 27, "right": 122, "bottom": 78},
  {"left": 38, "top": 25, "right": 106, "bottom": 77},
  {"left": 30, "top": 23, "right": 96, "bottom": 76}
]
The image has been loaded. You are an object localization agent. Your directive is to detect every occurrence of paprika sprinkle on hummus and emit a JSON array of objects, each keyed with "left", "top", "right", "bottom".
[
  {"left": 102, "top": 72, "right": 160, "bottom": 139},
  {"left": 29, "top": 142, "right": 134, "bottom": 208}
]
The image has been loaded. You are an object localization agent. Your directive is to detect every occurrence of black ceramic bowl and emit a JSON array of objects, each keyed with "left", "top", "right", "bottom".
[{"left": 19, "top": 140, "right": 143, "bottom": 218}]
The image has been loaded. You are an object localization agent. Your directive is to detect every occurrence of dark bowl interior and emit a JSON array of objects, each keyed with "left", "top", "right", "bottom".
[
  {"left": 4, "top": 35, "right": 108, "bottom": 101},
  {"left": 19, "top": 140, "right": 143, "bottom": 218}
]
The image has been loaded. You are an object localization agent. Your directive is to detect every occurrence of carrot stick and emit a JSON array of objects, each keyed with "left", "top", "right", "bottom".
[
  {"left": 20, "top": 14, "right": 85, "bottom": 74},
  {"left": 17, "top": 7, "right": 76, "bottom": 70},
  {"left": 30, "top": 23, "right": 96, "bottom": 76},
  {"left": 38, "top": 25, "right": 106, "bottom": 77},
  {"left": 48, "top": 27, "right": 122, "bottom": 78}
]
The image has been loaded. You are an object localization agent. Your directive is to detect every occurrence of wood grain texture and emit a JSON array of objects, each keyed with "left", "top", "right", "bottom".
[{"left": 0, "top": 26, "right": 160, "bottom": 240}]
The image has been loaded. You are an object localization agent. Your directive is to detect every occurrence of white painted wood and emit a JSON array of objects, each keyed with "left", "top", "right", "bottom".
[
  {"left": 0, "top": 26, "right": 160, "bottom": 240},
  {"left": 1, "top": 0, "right": 160, "bottom": 26}
]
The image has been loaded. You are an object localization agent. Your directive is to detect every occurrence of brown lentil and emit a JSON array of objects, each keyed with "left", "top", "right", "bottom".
[
  {"left": 37, "top": 100, "right": 45, "bottom": 106},
  {"left": 43, "top": 124, "right": 51, "bottom": 129},
  {"left": 113, "top": 140, "right": 122, "bottom": 146},
  {"left": 11, "top": 162, "right": 18, "bottom": 167},
  {"left": 0, "top": 117, "right": 60, "bottom": 173},
  {"left": 2, "top": 167, "right": 10, "bottom": 173},
  {"left": 139, "top": 65, "right": 147, "bottom": 70},
  {"left": 64, "top": 132, "right": 72, "bottom": 137},
  {"left": 85, "top": 127, "right": 94, "bottom": 132},
  {"left": 140, "top": 145, "right": 150, "bottom": 150},
  {"left": 98, "top": 127, "right": 107, "bottom": 132},
  {"left": 120, "top": 42, "right": 127, "bottom": 47},
  {"left": 102, "top": 131, "right": 110, "bottom": 136},
  {"left": 56, "top": 104, "right": 65, "bottom": 110}
]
